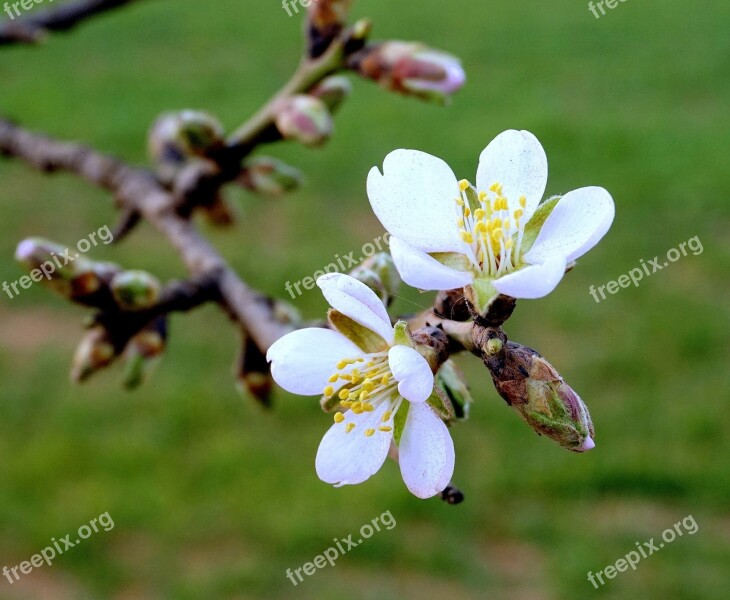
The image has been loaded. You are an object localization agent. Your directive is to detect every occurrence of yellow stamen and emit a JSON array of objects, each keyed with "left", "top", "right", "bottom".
[
  {"left": 323, "top": 386, "right": 334, "bottom": 397},
  {"left": 460, "top": 231, "right": 473, "bottom": 244},
  {"left": 382, "top": 411, "right": 392, "bottom": 422},
  {"left": 519, "top": 195, "right": 527, "bottom": 208},
  {"left": 378, "top": 426, "right": 393, "bottom": 432},
  {"left": 338, "top": 388, "right": 350, "bottom": 400},
  {"left": 381, "top": 374, "right": 390, "bottom": 385},
  {"left": 459, "top": 179, "right": 470, "bottom": 192},
  {"left": 365, "top": 428, "right": 375, "bottom": 437},
  {"left": 345, "top": 423, "right": 356, "bottom": 433},
  {"left": 334, "top": 412, "right": 345, "bottom": 423}
]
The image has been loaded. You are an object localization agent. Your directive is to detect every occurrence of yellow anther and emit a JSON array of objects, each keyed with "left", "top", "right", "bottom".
[
  {"left": 338, "top": 388, "right": 350, "bottom": 400},
  {"left": 478, "top": 191, "right": 488, "bottom": 202},
  {"left": 519, "top": 196, "right": 527, "bottom": 208},
  {"left": 378, "top": 426, "right": 393, "bottom": 432},
  {"left": 323, "top": 386, "right": 334, "bottom": 397},
  {"left": 458, "top": 179, "right": 470, "bottom": 192},
  {"left": 363, "top": 403, "right": 375, "bottom": 412},
  {"left": 492, "top": 228, "right": 504, "bottom": 242},
  {"left": 328, "top": 374, "right": 339, "bottom": 383},
  {"left": 454, "top": 197, "right": 464, "bottom": 206},
  {"left": 460, "top": 231, "right": 474, "bottom": 244},
  {"left": 334, "top": 412, "right": 345, "bottom": 423},
  {"left": 490, "top": 182, "right": 503, "bottom": 194},
  {"left": 345, "top": 423, "right": 356, "bottom": 433},
  {"left": 340, "top": 400, "right": 352, "bottom": 408},
  {"left": 366, "top": 361, "right": 375, "bottom": 368},
  {"left": 380, "top": 374, "right": 390, "bottom": 386},
  {"left": 359, "top": 391, "right": 369, "bottom": 401},
  {"left": 336, "top": 360, "right": 347, "bottom": 370},
  {"left": 492, "top": 217, "right": 502, "bottom": 229},
  {"left": 382, "top": 411, "right": 392, "bottom": 422},
  {"left": 475, "top": 221, "right": 488, "bottom": 234},
  {"left": 364, "top": 429, "right": 375, "bottom": 437},
  {"left": 456, "top": 218, "right": 465, "bottom": 228},
  {"left": 474, "top": 208, "right": 486, "bottom": 220},
  {"left": 514, "top": 209, "right": 524, "bottom": 220}
]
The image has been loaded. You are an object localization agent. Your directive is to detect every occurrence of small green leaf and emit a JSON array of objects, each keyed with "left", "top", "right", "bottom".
[{"left": 328, "top": 310, "right": 388, "bottom": 353}]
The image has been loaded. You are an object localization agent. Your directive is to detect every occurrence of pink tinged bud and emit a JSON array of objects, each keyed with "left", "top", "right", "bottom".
[
  {"left": 238, "top": 156, "right": 304, "bottom": 196},
  {"left": 353, "top": 41, "right": 466, "bottom": 104},
  {"left": 309, "top": 76, "right": 353, "bottom": 113},
  {"left": 275, "top": 95, "right": 334, "bottom": 147}
]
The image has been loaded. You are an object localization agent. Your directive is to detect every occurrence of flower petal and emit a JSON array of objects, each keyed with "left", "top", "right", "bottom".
[
  {"left": 523, "top": 186, "right": 615, "bottom": 264},
  {"left": 476, "top": 130, "right": 548, "bottom": 220},
  {"left": 367, "top": 150, "right": 470, "bottom": 253},
  {"left": 267, "top": 328, "right": 361, "bottom": 396},
  {"left": 390, "top": 236, "right": 474, "bottom": 291},
  {"left": 398, "top": 402, "right": 455, "bottom": 498},
  {"left": 388, "top": 345, "right": 434, "bottom": 404},
  {"left": 492, "top": 255, "right": 567, "bottom": 299},
  {"left": 317, "top": 273, "right": 393, "bottom": 344},
  {"left": 315, "top": 401, "right": 392, "bottom": 487}
]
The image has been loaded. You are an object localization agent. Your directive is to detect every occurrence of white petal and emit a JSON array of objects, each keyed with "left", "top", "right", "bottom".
[
  {"left": 476, "top": 130, "right": 548, "bottom": 220},
  {"left": 388, "top": 345, "right": 434, "bottom": 404},
  {"left": 390, "top": 236, "right": 474, "bottom": 291},
  {"left": 398, "top": 402, "right": 455, "bottom": 499},
  {"left": 492, "top": 256, "right": 566, "bottom": 299},
  {"left": 317, "top": 273, "right": 394, "bottom": 344},
  {"left": 266, "top": 328, "right": 361, "bottom": 396},
  {"left": 315, "top": 401, "right": 392, "bottom": 487},
  {"left": 523, "top": 187, "right": 615, "bottom": 264},
  {"left": 367, "top": 150, "right": 470, "bottom": 254}
]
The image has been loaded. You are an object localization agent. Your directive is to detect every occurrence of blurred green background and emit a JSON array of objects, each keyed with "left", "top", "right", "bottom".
[{"left": 1, "top": 0, "right": 728, "bottom": 598}]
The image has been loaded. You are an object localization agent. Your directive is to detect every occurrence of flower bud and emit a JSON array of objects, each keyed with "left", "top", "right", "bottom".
[
  {"left": 486, "top": 341, "right": 595, "bottom": 452},
  {"left": 275, "top": 95, "right": 333, "bottom": 147},
  {"left": 71, "top": 327, "right": 116, "bottom": 383},
  {"left": 148, "top": 110, "right": 225, "bottom": 182},
  {"left": 235, "top": 332, "right": 273, "bottom": 408},
  {"left": 122, "top": 318, "right": 167, "bottom": 390},
  {"left": 110, "top": 270, "right": 162, "bottom": 311},
  {"left": 309, "top": 76, "right": 353, "bottom": 113},
  {"left": 349, "top": 252, "right": 400, "bottom": 307},
  {"left": 350, "top": 41, "right": 465, "bottom": 105},
  {"left": 15, "top": 238, "right": 120, "bottom": 302},
  {"left": 238, "top": 156, "right": 304, "bottom": 196}
]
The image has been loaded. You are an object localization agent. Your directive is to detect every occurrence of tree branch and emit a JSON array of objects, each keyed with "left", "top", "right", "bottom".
[{"left": 0, "top": 0, "right": 143, "bottom": 46}]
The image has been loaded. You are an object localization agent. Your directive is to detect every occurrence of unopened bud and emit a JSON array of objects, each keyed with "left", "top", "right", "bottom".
[
  {"left": 110, "top": 270, "right": 161, "bottom": 311},
  {"left": 15, "top": 238, "right": 119, "bottom": 302},
  {"left": 71, "top": 327, "right": 116, "bottom": 383},
  {"left": 238, "top": 156, "right": 304, "bottom": 196},
  {"left": 235, "top": 333, "right": 273, "bottom": 408},
  {"left": 350, "top": 41, "right": 465, "bottom": 105},
  {"left": 310, "top": 76, "right": 353, "bottom": 113},
  {"left": 487, "top": 341, "right": 595, "bottom": 452},
  {"left": 148, "top": 110, "right": 225, "bottom": 182},
  {"left": 275, "top": 95, "right": 333, "bottom": 147},
  {"left": 122, "top": 318, "right": 167, "bottom": 390}
]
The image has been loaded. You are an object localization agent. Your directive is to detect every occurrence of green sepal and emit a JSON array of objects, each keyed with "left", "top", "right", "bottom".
[
  {"left": 466, "top": 277, "right": 498, "bottom": 314},
  {"left": 463, "top": 183, "right": 481, "bottom": 212},
  {"left": 521, "top": 196, "right": 560, "bottom": 254},
  {"left": 328, "top": 309, "right": 388, "bottom": 353},
  {"left": 393, "top": 320, "right": 414, "bottom": 348},
  {"left": 426, "top": 387, "right": 456, "bottom": 423},
  {"left": 393, "top": 402, "right": 410, "bottom": 445},
  {"left": 435, "top": 359, "right": 473, "bottom": 420},
  {"left": 429, "top": 252, "right": 472, "bottom": 272}
]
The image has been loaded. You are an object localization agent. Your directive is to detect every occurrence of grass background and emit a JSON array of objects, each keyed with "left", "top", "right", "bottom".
[{"left": 0, "top": 0, "right": 729, "bottom": 598}]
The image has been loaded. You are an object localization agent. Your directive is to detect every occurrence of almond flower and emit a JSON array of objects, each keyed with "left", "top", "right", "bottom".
[
  {"left": 367, "top": 130, "right": 615, "bottom": 312},
  {"left": 266, "top": 273, "right": 454, "bottom": 499}
]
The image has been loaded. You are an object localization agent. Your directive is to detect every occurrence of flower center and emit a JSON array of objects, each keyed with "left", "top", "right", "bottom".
[
  {"left": 322, "top": 353, "right": 401, "bottom": 436},
  {"left": 454, "top": 180, "right": 527, "bottom": 278}
]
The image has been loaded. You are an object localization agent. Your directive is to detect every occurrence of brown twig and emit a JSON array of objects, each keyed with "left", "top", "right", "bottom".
[{"left": 0, "top": 0, "right": 143, "bottom": 46}]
